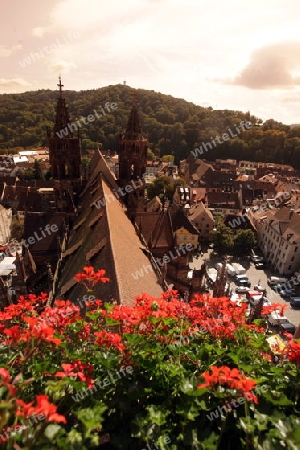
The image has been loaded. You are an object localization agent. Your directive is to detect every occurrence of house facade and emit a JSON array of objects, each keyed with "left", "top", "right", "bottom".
[{"left": 255, "top": 208, "right": 300, "bottom": 275}]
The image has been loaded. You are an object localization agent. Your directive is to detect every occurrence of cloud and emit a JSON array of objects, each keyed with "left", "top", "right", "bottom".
[
  {"left": 32, "top": 27, "right": 48, "bottom": 37},
  {"left": 232, "top": 41, "right": 300, "bottom": 89},
  {"left": 0, "top": 78, "right": 30, "bottom": 89},
  {"left": 0, "top": 45, "right": 22, "bottom": 57},
  {"left": 273, "top": 91, "right": 300, "bottom": 104},
  {"left": 48, "top": 60, "right": 77, "bottom": 74}
]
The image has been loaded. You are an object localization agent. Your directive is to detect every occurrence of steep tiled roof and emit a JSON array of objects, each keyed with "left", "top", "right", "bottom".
[
  {"left": 146, "top": 196, "right": 162, "bottom": 212},
  {"left": 188, "top": 201, "right": 214, "bottom": 222},
  {"left": 207, "top": 191, "right": 240, "bottom": 209},
  {"left": 168, "top": 205, "right": 199, "bottom": 235},
  {"left": 23, "top": 213, "right": 66, "bottom": 254},
  {"left": 273, "top": 207, "right": 299, "bottom": 236},
  {"left": 56, "top": 151, "right": 163, "bottom": 306},
  {"left": 135, "top": 211, "right": 174, "bottom": 250}
]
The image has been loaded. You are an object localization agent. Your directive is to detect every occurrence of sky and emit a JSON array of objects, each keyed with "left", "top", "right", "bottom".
[{"left": 1, "top": 0, "right": 300, "bottom": 124}]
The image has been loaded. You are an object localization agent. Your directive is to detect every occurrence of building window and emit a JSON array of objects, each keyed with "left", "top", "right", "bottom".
[
  {"left": 288, "top": 265, "right": 292, "bottom": 271},
  {"left": 295, "top": 247, "right": 298, "bottom": 252},
  {"left": 291, "top": 257, "right": 294, "bottom": 262}
]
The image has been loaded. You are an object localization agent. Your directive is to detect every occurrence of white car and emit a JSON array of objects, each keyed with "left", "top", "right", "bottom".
[
  {"left": 267, "top": 310, "right": 289, "bottom": 326},
  {"left": 253, "top": 285, "right": 264, "bottom": 292},
  {"left": 235, "top": 286, "right": 251, "bottom": 294},
  {"left": 268, "top": 276, "right": 288, "bottom": 286},
  {"left": 251, "top": 255, "right": 264, "bottom": 263}
]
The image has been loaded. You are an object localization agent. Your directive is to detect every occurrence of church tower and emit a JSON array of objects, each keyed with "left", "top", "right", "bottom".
[
  {"left": 118, "top": 94, "right": 148, "bottom": 218},
  {"left": 47, "top": 77, "right": 81, "bottom": 190}
]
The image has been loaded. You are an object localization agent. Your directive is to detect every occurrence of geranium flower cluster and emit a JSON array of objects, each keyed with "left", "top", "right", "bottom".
[
  {"left": 55, "top": 361, "right": 95, "bottom": 388},
  {"left": 74, "top": 266, "right": 109, "bottom": 292},
  {"left": 0, "top": 367, "right": 66, "bottom": 444},
  {"left": 0, "top": 266, "right": 299, "bottom": 448},
  {"left": 197, "top": 366, "right": 258, "bottom": 403}
]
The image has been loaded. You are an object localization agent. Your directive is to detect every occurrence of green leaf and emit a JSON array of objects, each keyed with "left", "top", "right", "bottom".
[
  {"left": 146, "top": 405, "right": 169, "bottom": 426},
  {"left": 264, "top": 391, "right": 294, "bottom": 406},
  {"left": 76, "top": 404, "right": 107, "bottom": 433},
  {"left": 105, "top": 316, "right": 120, "bottom": 326},
  {"left": 45, "top": 424, "right": 62, "bottom": 441}
]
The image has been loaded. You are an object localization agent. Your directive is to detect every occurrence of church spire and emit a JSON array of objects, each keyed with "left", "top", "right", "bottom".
[
  {"left": 53, "top": 76, "right": 71, "bottom": 135},
  {"left": 48, "top": 77, "right": 81, "bottom": 184},
  {"left": 118, "top": 92, "right": 148, "bottom": 218},
  {"left": 58, "top": 75, "right": 64, "bottom": 98},
  {"left": 124, "top": 92, "right": 141, "bottom": 140}
]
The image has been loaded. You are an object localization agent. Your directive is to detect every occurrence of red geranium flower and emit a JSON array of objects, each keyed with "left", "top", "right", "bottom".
[
  {"left": 286, "top": 340, "right": 300, "bottom": 364},
  {"left": 74, "top": 266, "right": 109, "bottom": 291},
  {"left": 94, "top": 331, "right": 125, "bottom": 352},
  {"left": 55, "top": 361, "right": 94, "bottom": 387},
  {"left": 198, "top": 365, "right": 258, "bottom": 404},
  {"left": 16, "top": 396, "right": 66, "bottom": 423}
]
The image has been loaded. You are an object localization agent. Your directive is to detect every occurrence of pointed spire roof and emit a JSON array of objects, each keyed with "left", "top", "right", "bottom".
[
  {"left": 53, "top": 76, "right": 72, "bottom": 135},
  {"left": 124, "top": 92, "right": 142, "bottom": 140}
]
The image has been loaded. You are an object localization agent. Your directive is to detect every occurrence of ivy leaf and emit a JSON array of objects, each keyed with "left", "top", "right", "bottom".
[
  {"left": 45, "top": 424, "right": 62, "bottom": 441},
  {"left": 146, "top": 405, "right": 169, "bottom": 425}
]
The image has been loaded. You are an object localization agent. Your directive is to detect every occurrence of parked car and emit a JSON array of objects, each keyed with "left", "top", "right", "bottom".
[
  {"left": 278, "top": 321, "right": 296, "bottom": 335},
  {"left": 235, "top": 274, "right": 249, "bottom": 282},
  {"left": 278, "top": 287, "right": 296, "bottom": 298},
  {"left": 267, "top": 310, "right": 290, "bottom": 327},
  {"left": 237, "top": 279, "right": 251, "bottom": 287},
  {"left": 268, "top": 276, "right": 288, "bottom": 286},
  {"left": 251, "top": 255, "right": 264, "bottom": 263},
  {"left": 273, "top": 283, "right": 296, "bottom": 296},
  {"left": 246, "top": 290, "right": 263, "bottom": 300},
  {"left": 226, "top": 264, "right": 236, "bottom": 277},
  {"left": 232, "top": 263, "right": 246, "bottom": 275},
  {"left": 290, "top": 298, "right": 300, "bottom": 309},
  {"left": 235, "top": 286, "right": 251, "bottom": 294},
  {"left": 254, "top": 262, "right": 265, "bottom": 270},
  {"left": 253, "top": 284, "right": 264, "bottom": 292}
]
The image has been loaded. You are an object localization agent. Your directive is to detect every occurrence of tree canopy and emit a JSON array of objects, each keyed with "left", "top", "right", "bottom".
[{"left": 0, "top": 85, "right": 300, "bottom": 167}]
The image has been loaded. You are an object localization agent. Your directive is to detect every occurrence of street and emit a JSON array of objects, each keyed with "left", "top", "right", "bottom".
[{"left": 190, "top": 249, "right": 300, "bottom": 328}]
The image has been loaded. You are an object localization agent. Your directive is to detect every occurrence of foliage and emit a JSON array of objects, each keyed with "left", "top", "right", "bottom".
[
  {"left": 10, "top": 217, "right": 23, "bottom": 241},
  {"left": 22, "top": 168, "right": 35, "bottom": 180},
  {"left": 211, "top": 219, "right": 256, "bottom": 254},
  {"left": 147, "top": 176, "right": 184, "bottom": 201},
  {"left": 81, "top": 139, "right": 98, "bottom": 151},
  {"left": 210, "top": 219, "right": 234, "bottom": 252},
  {"left": 81, "top": 157, "right": 91, "bottom": 179},
  {"left": 0, "top": 266, "right": 300, "bottom": 449},
  {"left": 20, "top": 160, "right": 44, "bottom": 181},
  {"left": 147, "top": 148, "right": 156, "bottom": 161},
  {"left": 234, "top": 229, "right": 257, "bottom": 253},
  {"left": 161, "top": 155, "right": 174, "bottom": 163},
  {"left": 33, "top": 160, "right": 44, "bottom": 180},
  {"left": 1, "top": 86, "right": 300, "bottom": 167}
]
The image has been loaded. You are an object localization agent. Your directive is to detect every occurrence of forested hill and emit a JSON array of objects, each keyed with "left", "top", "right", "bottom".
[{"left": 1, "top": 84, "right": 300, "bottom": 167}]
